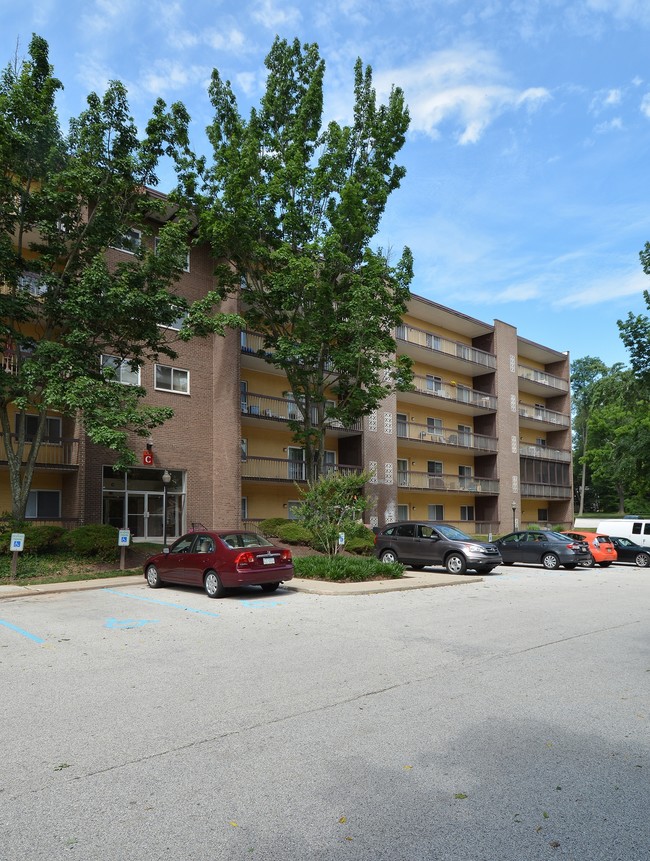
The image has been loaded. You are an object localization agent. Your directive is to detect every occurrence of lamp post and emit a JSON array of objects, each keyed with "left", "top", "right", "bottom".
[
  {"left": 511, "top": 500, "right": 517, "bottom": 531},
  {"left": 162, "top": 470, "right": 171, "bottom": 548}
]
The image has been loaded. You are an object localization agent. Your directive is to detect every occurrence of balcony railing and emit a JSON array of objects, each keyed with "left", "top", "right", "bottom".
[
  {"left": 241, "top": 392, "right": 361, "bottom": 432},
  {"left": 518, "top": 404, "right": 570, "bottom": 428},
  {"left": 521, "top": 482, "right": 572, "bottom": 499},
  {"left": 241, "top": 456, "right": 363, "bottom": 482},
  {"left": 397, "top": 471, "right": 499, "bottom": 494},
  {"left": 519, "top": 443, "right": 571, "bottom": 463},
  {"left": 410, "top": 376, "right": 496, "bottom": 410},
  {"left": 518, "top": 364, "right": 569, "bottom": 393},
  {"left": 0, "top": 435, "right": 80, "bottom": 468},
  {"left": 396, "top": 324, "right": 496, "bottom": 369},
  {"left": 396, "top": 421, "right": 498, "bottom": 453}
]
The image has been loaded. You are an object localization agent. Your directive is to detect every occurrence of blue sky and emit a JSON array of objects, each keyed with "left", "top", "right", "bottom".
[{"left": 3, "top": 0, "right": 650, "bottom": 367}]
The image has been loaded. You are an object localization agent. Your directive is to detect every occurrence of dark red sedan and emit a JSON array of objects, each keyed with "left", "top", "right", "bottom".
[{"left": 143, "top": 530, "right": 294, "bottom": 598}]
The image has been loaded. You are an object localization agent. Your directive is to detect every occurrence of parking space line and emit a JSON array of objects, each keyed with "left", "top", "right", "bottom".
[
  {"left": 103, "top": 589, "right": 221, "bottom": 618},
  {"left": 0, "top": 618, "right": 46, "bottom": 644}
]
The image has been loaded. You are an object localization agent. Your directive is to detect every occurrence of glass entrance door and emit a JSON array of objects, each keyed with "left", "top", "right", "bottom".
[{"left": 127, "top": 492, "right": 164, "bottom": 539}]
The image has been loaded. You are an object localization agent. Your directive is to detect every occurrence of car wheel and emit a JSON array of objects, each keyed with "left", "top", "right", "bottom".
[
  {"left": 445, "top": 553, "right": 467, "bottom": 575},
  {"left": 541, "top": 553, "right": 560, "bottom": 570},
  {"left": 582, "top": 554, "right": 595, "bottom": 568},
  {"left": 410, "top": 564, "right": 425, "bottom": 571},
  {"left": 564, "top": 564, "right": 577, "bottom": 570},
  {"left": 635, "top": 553, "right": 650, "bottom": 567},
  {"left": 380, "top": 549, "right": 398, "bottom": 564},
  {"left": 146, "top": 564, "right": 162, "bottom": 588},
  {"left": 204, "top": 570, "right": 225, "bottom": 598},
  {"left": 260, "top": 582, "right": 280, "bottom": 592},
  {"left": 598, "top": 562, "right": 612, "bottom": 568}
]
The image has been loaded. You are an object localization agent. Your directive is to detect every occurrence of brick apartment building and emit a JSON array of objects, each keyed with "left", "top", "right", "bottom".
[{"left": 2, "top": 233, "right": 573, "bottom": 540}]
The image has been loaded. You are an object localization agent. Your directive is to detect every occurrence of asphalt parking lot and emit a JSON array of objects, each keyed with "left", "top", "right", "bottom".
[{"left": 1, "top": 564, "right": 649, "bottom": 860}]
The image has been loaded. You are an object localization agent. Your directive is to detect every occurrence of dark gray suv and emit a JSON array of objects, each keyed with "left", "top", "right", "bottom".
[{"left": 374, "top": 521, "right": 502, "bottom": 574}]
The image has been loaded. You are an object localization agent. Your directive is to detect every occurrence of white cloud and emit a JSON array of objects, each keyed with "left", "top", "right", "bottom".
[
  {"left": 81, "top": 0, "right": 132, "bottom": 36},
  {"left": 140, "top": 61, "right": 213, "bottom": 97},
  {"left": 251, "top": 0, "right": 302, "bottom": 30},
  {"left": 376, "top": 47, "right": 550, "bottom": 145},
  {"left": 594, "top": 116, "right": 623, "bottom": 132},
  {"left": 554, "top": 268, "right": 648, "bottom": 309},
  {"left": 641, "top": 93, "right": 650, "bottom": 118}
]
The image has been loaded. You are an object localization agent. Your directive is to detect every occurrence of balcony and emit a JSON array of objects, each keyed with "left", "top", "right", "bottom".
[
  {"left": 518, "top": 403, "right": 570, "bottom": 430},
  {"left": 0, "top": 435, "right": 80, "bottom": 469},
  {"left": 397, "top": 471, "right": 499, "bottom": 494},
  {"left": 521, "top": 483, "right": 572, "bottom": 500},
  {"left": 396, "top": 324, "right": 496, "bottom": 372},
  {"left": 396, "top": 420, "right": 498, "bottom": 453},
  {"left": 241, "top": 392, "right": 362, "bottom": 434},
  {"left": 399, "top": 376, "right": 496, "bottom": 416},
  {"left": 519, "top": 443, "right": 571, "bottom": 463},
  {"left": 518, "top": 364, "right": 569, "bottom": 396},
  {"left": 241, "top": 456, "right": 363, "bottom": 482}
]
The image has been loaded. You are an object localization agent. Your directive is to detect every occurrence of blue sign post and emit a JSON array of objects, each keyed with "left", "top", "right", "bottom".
[
  {"left": 10, "top": 533, "right": 25, "bottom": 580},
  {"left": 118, "top": 529, "right": 131, "bottom": 571}
]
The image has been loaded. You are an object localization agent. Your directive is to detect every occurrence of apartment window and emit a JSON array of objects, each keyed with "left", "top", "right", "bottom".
[
  {"left": 535, "top": 437, "right": 546, "bottom": 447},
  {"left": 456, "top": 384, "right": 471, "bottom": 403},
  {"left": 323, "top": 450, "right": 337, "bottom": 474},
  {"left": 26, "top": 489, "right": 61, "bottom": 519},
  {"left": 538, "top": 508, "right": 548, "bottom": 522},
  {"left": 397, "top": 504, "right": 409, "bottom": 521},
  {"left": 155, "top": 364, "right": 189, "bottom": 394},
  {"left": 240, "top": 380, "right": 248, "bottom": 412},
  {"left": 287, "top": 447, "right": 305, "bottom": 481},
  {"left": 15, "top": 414, "right": 62, "bottom": 443},
  {"left": 428, "top": 504, "right": 444, "bottom": 521},
  {"left": 428, "top": 461, "right": 444, "bottom": 489},
  {"left": 101, "top": 355, "right": 141, "bottom": 386},
  {"left": 456, "top": 343, "right": 471, "bottom": 360},
  {"left": 397, "top": 459, "right": 409, "bottom": 487},
  {"left": 427, "top": 417, "right": 443, "bottom": 436},
  {"left": 154, "top": 235, "right": 190, "bottom": 272},
  {"left": 459, "top": 464, "right": 472, "bottom": 489},
  {"left": 287, "top": 392, "right": 300, "bottom": 420},
  {"left": 396, "top": 324, "right": 408, "bottom": 341},
  {"left": 426, "top": 375, "right": 442, "bottom": 393},
  {"left": 18, "top": 271, "right": 47, "bottom": 296},
  {"left": 458, "top": 424, "right": 472, "bottom": 446},
  {"left": 241, "top": 497, "right": 248, "bottom": 521},
  {"left": 426, "top": 333, "right": 441, "bottom": 351},
  {"left": 460, "top": 505, "right": 475, "bottom": 522},
  {"left": 396, "top": 413, "right": 408, "bottom": 437},
  {"left": 113, "top": 228, "right": 142, "bottom": 254},
  {"left": 287, "top": 500, "right": 301, "bottom": 520},
  {"left": 535, "top": 403, "right": 545, "bottom": 418},
  {"left": 241, "top": 438, "right": 247, "bottom": 461}
]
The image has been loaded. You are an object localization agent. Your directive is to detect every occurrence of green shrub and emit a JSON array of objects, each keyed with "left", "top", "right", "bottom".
[
  {"left": 344, "top": 535, "right": 375, "bottom": 556},
  {"left": 259, "top": 517, "right": 292, "bottom": 537},
  {"left": 24, "top": 525, "right": 68, "bottom": 555},
  {"left": 275, "top": 521, "right": 313, "bottom": 545},
  {"left": 293, "top": 555, "right": 404, "bottom": 581},
  {"left": 66, "top": 524, "right": 119, "bottom": 560}
]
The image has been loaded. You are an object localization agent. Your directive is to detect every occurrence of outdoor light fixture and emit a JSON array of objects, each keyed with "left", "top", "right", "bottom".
[{"left": 511, "top": 500, "right": 517, "bottom": 531}]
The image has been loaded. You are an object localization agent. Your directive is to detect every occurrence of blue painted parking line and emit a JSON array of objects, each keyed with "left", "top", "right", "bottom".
[
  {"left": 104, "top": 618, "right": 159, "bottom": 629},
  {"left": 0, "top": 618, "right": 46, "bottom": 644},
  {"left": 103, "top": 589, "right": 221, "bottom": 618},
  {"left": 237, "top": 599, "right": 285, "bottom": 608}
]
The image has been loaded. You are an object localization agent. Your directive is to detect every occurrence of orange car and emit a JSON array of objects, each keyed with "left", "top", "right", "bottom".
[{"left": 563, "top": 530, "right": 617, "bottom": 567}]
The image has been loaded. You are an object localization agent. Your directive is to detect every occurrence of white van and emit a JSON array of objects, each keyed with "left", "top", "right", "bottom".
[{"left": 597, "top": 519, "right": 650, "bottom": 547}]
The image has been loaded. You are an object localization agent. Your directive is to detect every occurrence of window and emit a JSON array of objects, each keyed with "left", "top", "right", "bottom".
[
  {"left": 26, "top": 490, "right": 60, "bottom": 519},
  {"left": 397, "top": 459, "right": 409, "bottom": 487},
  {"left": 240, "top": 380, "right": 248, "bottom": 412},
  {"left": 458, "top": 425, "right": 472, "bottom": 446},
  {"left": 287, "top": 447, "right": 305, "bottom": 481},
  {"left": 113, "top": 228, "right": 142, "bottom": 254},
  {"left": 287, "top": 392, "right": 300, "bottom": 420},
  {"left": 18, "top": 271, "right": 47, "bottom": 296},
  {"left": 15, "top": 414, "right": 61, "bottom": 443},
  {"left": 154, "top": 236, "right": 190, "bottom": 272},
  {"left": 397, "top": 504, "right": 409, "bottom": 521},
  {"left": 241, "top": 497, "right": 248, "bottom": 520},
  {"left": 428, "top": 504, "right": 444, "bottom": 521},
  {"left": 535, "top": 438, "right": 547, "bottom": 447},
  {"left": 459, "top": 464, "right": 472, "bottom": 489},
  {"left": 456, "top": 385, "right": 471, "bottom": 404},
  {"left": 460, "top": 505, "right": 475, "bottom": 521},
  {"left": 428, "top": 461, "right": 443, "bottom": 489},
  {"left": 456, "top": 343, "right": 471, "bottom": 360},
  {"left": 396, "top": 324, "right": 408, "bottom": 340},
  {"left": 538, "top": 508, "right": 548, "bottom": 522},
  {"left": 101, "top": 355, "right": 141, "bottom": 386},
  {"left": 155, "top": 364, "right": 189, "bottom": 394},
  {"left": 241, "top": 438, "right": 247, "bottom": 461},
  {"left": 287, "top": 500, "right": 301, "bottom": 520},
  {"left": 396, "top": 523, "right": 416, "bottom": 537},
  {"left": 427, "top": 417, "right": 443, "bottom": 436},
  {"left": 426, "top": 333, "right": 441, "bottom": 351},
  {"left": 426, "top": 375, "right": 442, "bottom": 393},
  {"left": 323, "top": 450, "right": 337, "bottom": 474},
  {"left": 396, "top": 413, "right": 408, "bottom": 437}
]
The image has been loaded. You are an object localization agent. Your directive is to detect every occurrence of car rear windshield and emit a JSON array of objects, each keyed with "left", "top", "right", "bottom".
[{"left": 220, "top": 532, "right": 274, "bottom": 549}]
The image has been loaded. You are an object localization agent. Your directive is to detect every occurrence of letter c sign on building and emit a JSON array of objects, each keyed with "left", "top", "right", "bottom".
[{"left": 143, "top": 450, "right": 154, "bottom": 465}]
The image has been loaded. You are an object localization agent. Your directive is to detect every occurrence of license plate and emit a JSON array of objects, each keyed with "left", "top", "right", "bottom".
[{"left": 262, "top": 557, "right": 275, "bottom": 565}]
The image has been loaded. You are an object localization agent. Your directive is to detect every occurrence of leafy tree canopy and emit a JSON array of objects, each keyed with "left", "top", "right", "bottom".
[
  {"left": 187, "top": 37, "right": 414, "bottom": 480},
  {"left": 0, "top": 35, "right": 241, "bottom": 519}
]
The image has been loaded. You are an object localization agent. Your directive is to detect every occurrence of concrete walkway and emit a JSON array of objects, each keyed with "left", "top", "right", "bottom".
[{"left": 0, "top": 568, "right": 482, "bottom": 600}]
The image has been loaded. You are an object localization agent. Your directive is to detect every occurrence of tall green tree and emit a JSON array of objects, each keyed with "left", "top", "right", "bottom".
[
  {"left": 191, "top": 37, "right": 413, "bottom": 481},
  {"left": 570, "top": 356, "right": 608, "bottom": 514},
  {"left": 0, "top": 35, "right": 241, "bottom": 520}
]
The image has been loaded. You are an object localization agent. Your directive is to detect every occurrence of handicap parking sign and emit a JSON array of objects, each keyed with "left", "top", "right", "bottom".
[
  {"left": 118, "top": 529, "right": 131, "bottom": 546},
  {"left": 10, "top": 533, "right": 25, "bottom": 552}
]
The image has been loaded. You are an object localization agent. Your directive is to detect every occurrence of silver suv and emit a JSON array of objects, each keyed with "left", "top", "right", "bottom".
[{"left": 374, "top": 521, "right": 502, "bottom": 574}]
